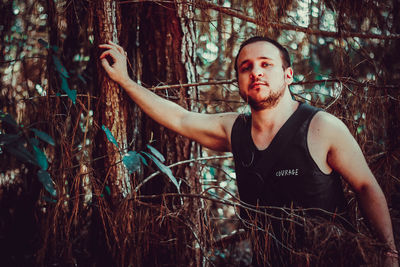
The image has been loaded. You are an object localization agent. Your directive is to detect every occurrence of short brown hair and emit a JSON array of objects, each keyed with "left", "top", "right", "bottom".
[{"left": 234, "top": 36, "right": 291, "bottom": 78}]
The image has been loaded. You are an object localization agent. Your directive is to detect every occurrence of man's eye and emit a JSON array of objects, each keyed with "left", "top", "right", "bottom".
[
  {"left": 261, "top": 62, "right": 271, "bottom": 67},
  {"left": 240, "top": 66, "right": 251, "bottom": 72}
]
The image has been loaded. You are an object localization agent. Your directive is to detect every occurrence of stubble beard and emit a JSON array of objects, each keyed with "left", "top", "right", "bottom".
[{"left": 240, "top": 82, "right": 286, "bottom": 111}]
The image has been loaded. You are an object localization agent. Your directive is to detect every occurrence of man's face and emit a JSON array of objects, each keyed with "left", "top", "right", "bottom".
[{"left": 236, "top": 41, "right": 293, "bottom": 111}]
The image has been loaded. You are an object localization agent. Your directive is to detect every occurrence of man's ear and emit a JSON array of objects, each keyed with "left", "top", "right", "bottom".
[{"left": 284, "top": 67, "right": 294, "bottom": 84}]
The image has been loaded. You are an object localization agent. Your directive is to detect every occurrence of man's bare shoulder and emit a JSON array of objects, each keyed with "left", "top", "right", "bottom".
[
  {"left": 311, "top": 110, "right": 348, "bottom": 130},
  {"left": 209, "top": 112, "right": 240, "bottom": 151},
  {"left": 215, "top": 112, "right": 240, "bottom": 125},
  {"left": 182, "top": 111, "right": 239, "bottom": 152},
  {"left": 209, "top": 112, "right": 240, "bottom": 138},
  {"left": 309, "top": 110, "right": 352, "bottom": 144},
  {"left": 196, "top": 111, "right": 239, "bottom": 127}
]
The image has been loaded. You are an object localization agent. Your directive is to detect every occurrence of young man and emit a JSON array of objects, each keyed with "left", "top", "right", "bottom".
[{"left": 99, "top": 36, "right": 397, "bottom": 266}]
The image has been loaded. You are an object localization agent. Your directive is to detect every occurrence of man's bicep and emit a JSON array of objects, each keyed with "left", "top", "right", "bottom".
[
  {"left": 327, "top": 119, "right": 376, "bottom": 192},
  {"left": 180, "top": 112, "right": 238, "bottom": 152}
]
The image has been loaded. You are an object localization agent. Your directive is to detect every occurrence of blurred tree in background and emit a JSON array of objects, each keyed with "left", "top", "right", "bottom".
[{"left": 0, "top": 0, "right": 399, "bottom": 266}]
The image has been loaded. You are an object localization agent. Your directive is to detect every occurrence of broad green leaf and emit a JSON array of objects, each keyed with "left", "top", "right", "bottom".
[
  {"left": 0, "top": 111, "right": 18, "bottom": 127},
  {"left": 52, "top": 55, "right": 69, "bottom": 78},
  {"left": 0, "top": 134, "right": 20, "bottom": 146},
  {"left": 5, "top": 143, "right": 38, "bottom": 166},
  {"left": 31, "top": 128, "right": 55, "bottom": 146},
  {"left": 32, "top": 144, "right": 48, "bottom": 170},
  {"left": 144, "top": 152, "right": 180, "bottom": 193},
  {"left": 122, "top": 151, "right": 141, "bottom": 173},
  {"left": 147, "top": 144, "right": 165, "bottom": 162},
  {"left": 29, "top": 138, "right": 39, "bottom": 146},
  {"left": 105, "top": 185, "right": 111, "bottom": 195},
  {"left": 60, "top": 75, "right": 70, "bottom": 94},
  {"left": 68, "top": 90, "right": 77, "bottom": 104},
  {"left": 60, "top": 75, "right": 76, "bottom": 104},
  {"left": 141, "top": 152, "right": 153, "bottom": 163},
  {"left": 101, "top": 125, "right": 119, "bottom": 148},
  {"left": 38, "top": 38, "right": 49, "bottom": 48},
  {"left": 139, "top": 153, "right": 148, "bottom": 166},
  {"left": 37, "top": 170, "right": 57, "bottom": 197}
]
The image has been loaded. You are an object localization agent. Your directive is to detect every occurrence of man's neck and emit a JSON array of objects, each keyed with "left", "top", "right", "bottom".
[{"left": 251, "top": 90, "right": 299, "bottom": 133}]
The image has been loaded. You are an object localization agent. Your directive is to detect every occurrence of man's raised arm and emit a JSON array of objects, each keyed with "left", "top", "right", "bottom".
[{"left": 99, "top": 41, "right": 237, "bottom": 152}]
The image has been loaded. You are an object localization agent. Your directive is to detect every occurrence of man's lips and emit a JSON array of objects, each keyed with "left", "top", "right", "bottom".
[{"left": 249, "top": 81, "right": 269, "bottom": 90}]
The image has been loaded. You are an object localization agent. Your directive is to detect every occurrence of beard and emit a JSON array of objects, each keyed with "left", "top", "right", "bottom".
[{"left": 240, "top": 82, "right": 285, "bottom": 111}]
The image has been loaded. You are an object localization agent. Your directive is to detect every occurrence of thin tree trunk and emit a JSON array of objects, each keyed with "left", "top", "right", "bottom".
[{"left": 93, "top": 0, "right": 130, "bottom": 199}]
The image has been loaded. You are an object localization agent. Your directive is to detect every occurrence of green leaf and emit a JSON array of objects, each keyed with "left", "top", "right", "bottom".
[
  {"left": 38, "top": 38, "right": 49, "bottom": 48},
  {"left": 52, "top": 55, "right": 69, "bottom": 78},
  {"left": 60, "top": 75, "right": 70, "bottom": 93},
  {"left": 60, "top": 75, "right": 76, "bottom": 104},
  {"left": 32, "top": 144, "right": 48, "bottom": 170},
  {"left": 78, "top": 74, "right": 87, "bottom": 84},
  {"left": 0, "top": 111, "right": 18, "bottom": 127},
  {"left": 0, "top": 134, "right": 20, "bottom": 146},
  {"left": 209, "top": 167, "right": 216, "bottom": 176},
  {"left": 144, "top": 152, "right": 180, "bottom": 193},
  {"left": 29, "top": 138, "right": 39, "bottom": 146},
  {"left": 101, "top": 125, "right": 119, "bottom": 148},
  {"left": 105, "top": 185, "right": 111, "bottom": 195},
  {"left": 122, "top": 151, "right": 141, "bottom": 173},
  {"left": 139, "top": 153, "right": 148, "bottom": 166},
  {"left": 5, "top": 142, "right": 38, "bottom": 166},
  {"left": 38, "top": 170, "right": 57, "bottom": 197},
  {"left": 31, "top": 128, "right": 55, "bottom": 146},
  {"left": 42, "top": 195, "right": 57, "bottom": 203},
  {"left": 147, "top": 144, "right": 165, "bottom": 162}
]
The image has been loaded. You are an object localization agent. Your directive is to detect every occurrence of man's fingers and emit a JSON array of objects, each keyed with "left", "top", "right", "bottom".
[
  {"left": 99, "top": 43, "right": 118, "bottom": 51},
  {"left": 100, "top": 58, "right": 113, "bottom": 73},
  {"left": 99, "top": 43, "right": 125, "bottom": 58},
  {"left": 99, "top": 50, "right": 117, "bottom": 74},
  {"left": 99, "top": 50, "right": 112, "bottom": 60},
  {"left": 99, "top": 44, "right": 114, "bottom": 50},
  {"left": 99, "top": 49, "right": 121, "bottom": 62},
  {"left": 99, "top": 42, "right": 128, "bottom": 80},
  {"left": 108, "top": 41, "right": 125, "bottom": 55}
]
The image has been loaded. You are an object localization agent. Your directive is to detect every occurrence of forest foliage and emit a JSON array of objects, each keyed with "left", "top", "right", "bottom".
[{"left": 1, "top": 0, "right": 400, "bottom": 266}]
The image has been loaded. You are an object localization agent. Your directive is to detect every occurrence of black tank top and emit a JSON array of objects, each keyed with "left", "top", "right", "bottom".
[{"left": 231, "top": 103, "right": 346, "bottom": 214}]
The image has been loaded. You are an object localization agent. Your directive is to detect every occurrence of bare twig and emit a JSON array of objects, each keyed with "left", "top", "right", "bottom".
[
  {"left": 149, "top": 79, "right": 237, "bottom": 90},
  {"left": 195, "top": 1, "right": 400, "bottom": 40},
  {"left": 147, "top": 77, "right": 399, "bottom": 91},
  {"left": 17, "top": 94, "right": 98, "bottom": 102},
  {"left": 212, "top": 229, "right": 246, "bottom": 247},
  {"left": 134, "top": 154, "right": 232, "bottom": 192},
  {"left": 119, "top": 0, "right": 400, "bottom": 40},
  {"left": 325, "top": 81, "right": 343, "bottom": 110},
  {"left": 0, "top": 56, "right": 46, "bottom": 64},
  {"left": 132, "top": 192, "right": 352, "bottom": 227}
]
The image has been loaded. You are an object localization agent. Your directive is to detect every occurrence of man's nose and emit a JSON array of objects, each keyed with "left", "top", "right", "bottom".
[{"left": 250, "top": 67, "right": 264, "bottom": 80}]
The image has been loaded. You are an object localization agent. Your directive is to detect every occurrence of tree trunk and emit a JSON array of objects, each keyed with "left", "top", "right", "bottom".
[
  {"left": 118, "top": 1, "right": 206, "bottom": 266},
  {"left": 93, "top": 0, "right": 130, "bottom": 199}
]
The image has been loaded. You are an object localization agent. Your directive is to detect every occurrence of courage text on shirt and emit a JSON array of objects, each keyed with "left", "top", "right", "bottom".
[{"left": 275, "top": 169, "right": 299, "bottom": 177}]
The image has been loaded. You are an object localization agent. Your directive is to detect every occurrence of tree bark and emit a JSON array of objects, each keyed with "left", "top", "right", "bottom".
[
  {"left": 117, "top": 1, "right": 205, "bottom": 266},
  {"left": 93, "top": 0, "right": 130, "bottom": 199}
]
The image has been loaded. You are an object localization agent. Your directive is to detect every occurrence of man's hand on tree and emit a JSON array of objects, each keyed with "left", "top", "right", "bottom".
[{"left": 99, "top": 41, "right": 130, "bottom": 85}]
